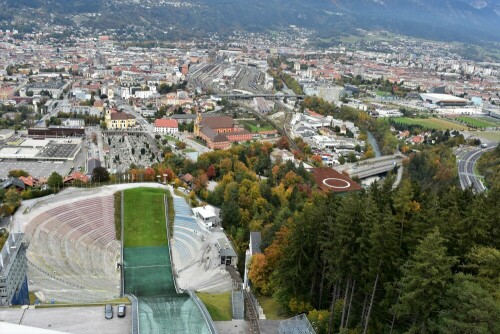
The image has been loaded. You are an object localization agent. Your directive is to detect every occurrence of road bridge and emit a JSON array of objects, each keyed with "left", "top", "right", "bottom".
[
  {"left": 215, "top": 93, "right": 306, "bottom": 100},
  {"left": 336, "top": 154, "right": 405, "bottom": 179}
]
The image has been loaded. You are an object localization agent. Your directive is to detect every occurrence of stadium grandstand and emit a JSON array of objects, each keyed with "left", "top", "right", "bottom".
[
  {"left": 24, "top": 195, "right": 120, "bottom": 303},
  {"left": 171, "top": 195, "right": 232, "bottom": 293}
]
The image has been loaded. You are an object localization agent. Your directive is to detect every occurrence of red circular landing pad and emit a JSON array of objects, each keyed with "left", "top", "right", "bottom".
[{"left": 322, "top": 177, "right": 351, "bottom": 189}]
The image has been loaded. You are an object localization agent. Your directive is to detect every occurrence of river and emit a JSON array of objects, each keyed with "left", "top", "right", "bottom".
[{"left": 366, "top": 131, "right": 382, "bottom": 158}]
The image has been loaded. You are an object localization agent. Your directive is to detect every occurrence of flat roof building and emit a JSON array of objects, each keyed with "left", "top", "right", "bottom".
[
  {"left": 216, "top": 238, "right": 237, "bottom": 267},
  {"left": 192, "top": 205, "right": 218, "bottom": 228},
  {"left": 0, "top": 129, "right": 14, "bottom": 141},
  {"left": 420, "top": 93, "right": 468, "bottom": 106}
]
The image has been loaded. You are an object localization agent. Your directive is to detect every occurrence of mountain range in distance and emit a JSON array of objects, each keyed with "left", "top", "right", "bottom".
[{"left": 0, "top": 0, "right": 499, "bottom": 44}]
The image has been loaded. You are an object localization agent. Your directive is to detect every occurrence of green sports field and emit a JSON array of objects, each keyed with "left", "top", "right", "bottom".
[
  {"left": 392, "top": 117, "right": 466, "bottom": 131},
  {"left": 455, "top": 116, "right": 500, "bottom": 128},
  {"left": 123, "top": 187, "right": 168, "bottom": 248}
]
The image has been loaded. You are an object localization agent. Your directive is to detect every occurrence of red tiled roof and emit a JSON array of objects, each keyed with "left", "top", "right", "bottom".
[
  {"left": 110, "top": 112, "right": 135, "bottom": 120},
  {"left": 19, "top": 176, "right": 37, "bottom": 187},
  {"left": 201, "top": 116, "right": 234, "bottom": 129},
  {"left": 154, "top": 119, "right": 178, "bottom": 128},
  {"left": 64, "top": 172, "right": 89, "bottom": 183},
  {"left": 181, "top": 173, "right": 193, "bottom": 182}
]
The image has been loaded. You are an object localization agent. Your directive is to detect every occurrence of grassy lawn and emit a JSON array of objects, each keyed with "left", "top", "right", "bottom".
[
  {"left": 393, "top": 117, "right": 466, "bottom": 131},
  {"left": 240, "top": 120, "right": 275, "bottom": 133},
  {"left": 123, "top": 188, "right": 167, "bottom": 247},
  {"left": 376, "top": 91, "right": 392, "bottom": 97},
  {"left": 197, "top": 292, "right": 232, "bottom": 321},
  {"left": 473, "top": 131, "right": 500, "bottom": 143},
  {"left": 455, "top": 116, "right": 496, "bottom": 128},
  {"left": 257, "top": 295, "right": 287, "bottom": 320},
  {"left": 164, "top": 135, "right": 177, "bottom": 142}
]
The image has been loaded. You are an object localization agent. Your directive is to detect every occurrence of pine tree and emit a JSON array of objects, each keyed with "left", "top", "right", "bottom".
[
  {"left": 432, "top": 273, "right": 500, "bottom": 334},
  {"left": 392, "top": 228, "right": 457, "bottom": 333}
]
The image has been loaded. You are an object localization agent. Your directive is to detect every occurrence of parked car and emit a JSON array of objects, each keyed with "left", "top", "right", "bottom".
[
  {"left": 117, "top": 304, "right": 126, "bottom": 318},
  {"left": 105, "top": 304, "right": 113, "bottom": 319}
]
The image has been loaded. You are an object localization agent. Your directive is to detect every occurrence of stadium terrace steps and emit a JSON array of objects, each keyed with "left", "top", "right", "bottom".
[
  {"left": 171, "top": 196, "right": 205, "bottom": 271},
  {"left": 25, "top": 195, "right": 120, "bottom": 303}
]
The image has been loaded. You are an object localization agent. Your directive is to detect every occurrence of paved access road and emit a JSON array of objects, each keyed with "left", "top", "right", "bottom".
[
  {"left": 457, "top": 147, "right": 493, "bottom": 193},
  {"left": 0, "top": 305, "right": 131, "bottom": 334}
]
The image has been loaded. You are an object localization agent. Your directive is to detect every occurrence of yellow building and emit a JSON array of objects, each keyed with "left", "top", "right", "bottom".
[{"left": 105, "top": 109, "right": 136, "bottom": 129}]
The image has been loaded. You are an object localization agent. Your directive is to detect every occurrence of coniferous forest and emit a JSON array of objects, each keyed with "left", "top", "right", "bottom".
[{"left": 154, "top": 139, "right": 500, "bottom": 333}]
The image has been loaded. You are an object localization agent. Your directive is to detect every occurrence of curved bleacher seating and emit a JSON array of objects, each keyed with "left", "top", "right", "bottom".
[
  {"left": 174, "top": 228, "right": 203, "bottom": 250},
  {"left": 173, "top": 241, "right": 192, "bottom": 262},
  {"left": 175, "top": 216, "right": 201, "bottom": 231},
  {"left": 25, "top": 195, "right": 120, "bottom": 304},
  {"left": 171, "top": 196, "right": 204, "bottom": 270}
]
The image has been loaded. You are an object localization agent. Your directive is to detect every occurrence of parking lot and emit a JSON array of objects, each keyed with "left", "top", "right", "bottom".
[
  {"left": 0, "top": 305, "right": 131, "bottom": 334},
  {"left": 37, "top": 143, "right": 79, "bottom": 159}
]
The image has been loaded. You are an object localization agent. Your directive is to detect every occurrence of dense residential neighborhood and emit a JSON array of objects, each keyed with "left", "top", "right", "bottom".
[{"left": 0, "top": 3, "right": 498, "bottom": 333}]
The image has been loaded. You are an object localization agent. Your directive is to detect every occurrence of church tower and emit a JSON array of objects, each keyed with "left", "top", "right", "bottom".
[{"left": 194, "top": 110, "right": 202, "bottom": 136}]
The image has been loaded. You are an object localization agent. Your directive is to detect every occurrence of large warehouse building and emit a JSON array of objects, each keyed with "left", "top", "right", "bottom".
[{"left": 420, "top": 93, "right": 469, "bottom": 107}]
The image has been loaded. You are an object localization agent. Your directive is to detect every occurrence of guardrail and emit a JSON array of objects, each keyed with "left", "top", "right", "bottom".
[
  {"left": 120, "top": 190, "right": 124, "bottom": 297},
  {"left": 125, "top": 294, "right": 140, "bottom": 334},
  {"left": 165, "top": 193, "right": 182, "bottom": 294},
  {"left": 187, "top": 289, "right": 218, "bottom": 334}
]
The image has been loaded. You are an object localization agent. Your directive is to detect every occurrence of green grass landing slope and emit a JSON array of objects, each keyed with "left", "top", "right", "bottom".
[{"left": 123, "top": 187, "right": 167, "bottom": 248}]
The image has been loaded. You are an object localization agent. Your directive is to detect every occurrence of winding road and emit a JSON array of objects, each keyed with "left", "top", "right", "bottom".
[{"left": 457, "top": 147, "right": 493, "bottom": 193}]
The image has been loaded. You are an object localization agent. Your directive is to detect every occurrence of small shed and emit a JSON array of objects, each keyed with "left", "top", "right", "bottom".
[{"left": 217, "top": 238, "right": 238, "bottom": 267}]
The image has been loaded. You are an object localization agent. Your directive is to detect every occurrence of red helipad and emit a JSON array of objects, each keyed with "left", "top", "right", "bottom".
[{"left": 312, "top": 167, "right": 362, "bottom": 193}]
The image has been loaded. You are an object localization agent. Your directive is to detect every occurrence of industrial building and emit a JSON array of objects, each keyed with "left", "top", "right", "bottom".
[
  {"left": 27, "top": 127, "right": 85, "bottom": 138},
  {"left": 420, "top": 93, "right": 468, "bottom": 106}
]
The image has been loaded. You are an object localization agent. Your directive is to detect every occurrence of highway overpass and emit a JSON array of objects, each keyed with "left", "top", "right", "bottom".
[
  {"left": 215, "top": 93, "right": 306, "bottom": 100},
  {"left": 336, "top": 154, "right": 405, "bottom": 179},
  {"left": 457, "top": 147, "right": 493, "bottom": 193}
]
